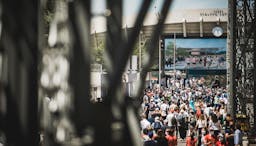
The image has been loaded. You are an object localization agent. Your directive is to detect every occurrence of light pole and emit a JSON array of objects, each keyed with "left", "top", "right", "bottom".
[
  {"left": 139, "top": 31, "right": 143, "bottom": 71},
  {"left": 173, "top": 33, "right": 176, "bottom": 80},
  {"left": 154, "top": 2, "right": 162, "bottom": 88},
  {"left": 159, "top": 36, "right": 161, "bottom": 87}
]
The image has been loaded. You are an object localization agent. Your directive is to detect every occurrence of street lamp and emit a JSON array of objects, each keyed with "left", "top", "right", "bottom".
[
  {"left": 159, "top": 36, "right": 162, "bottom": 87},
  {"left": 154, "top": 2, "right": 162, "bottom": 88},
  {"left": 139, "top": 31, "right": 143, "bottom": 71},
  {"left": 173, "top": 33, "right": 176, "bottom": 80}
]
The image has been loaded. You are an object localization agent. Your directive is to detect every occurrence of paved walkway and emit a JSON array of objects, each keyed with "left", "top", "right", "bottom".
[
  {"left": 176, "top": 136, "right": 255, "bottom": 146},
  {"left": 177, "top": 139, "right": 186, "bottom": 146}
]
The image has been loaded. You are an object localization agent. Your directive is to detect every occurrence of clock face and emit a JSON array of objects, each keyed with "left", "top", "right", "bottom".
[{"left": 212, "top": 26, "right": 223, "bottom": 37}]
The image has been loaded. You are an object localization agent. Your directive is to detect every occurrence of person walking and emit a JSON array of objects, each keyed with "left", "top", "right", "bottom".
[
  {"left": 177, "top": 109, "right": 187, "bottom": 141},
  {"left": 186, "top": 132, "right": 197, "bottom": 146},
  {"left": 165, "top": 127, "right": 177, "bottom": 146},
  {"left": 215, "top": 133, "right": 226, "bottom": 146},
  {"left": 154, "top": 129, "right": 168, "bottom": 146},
  {"left": 196, "top": 114, "right": 207, "bottom": 146},
  {"left": 234, "top": 124, "right": 242, "bottom": 146},
  {"left": 204, "top": 128, "right": 217, "bottom": 146},
  {"left": 225, "top": 126, "right": 234, "bottom": 146},
  {"left": 144, "top": 131, "right": 157, "bottom": 146}
]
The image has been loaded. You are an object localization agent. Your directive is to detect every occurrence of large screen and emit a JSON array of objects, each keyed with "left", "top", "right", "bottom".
[{"left": 164, "top": 38, "right": 227, "bottom": 70}]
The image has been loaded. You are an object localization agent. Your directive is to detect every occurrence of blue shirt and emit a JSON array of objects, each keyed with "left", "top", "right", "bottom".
[
  {"left": 189, "top": 100, "right": 195, "bottom": 112},
  {"left": 234, "top": 129, "right": 242, "bottom": 145}
]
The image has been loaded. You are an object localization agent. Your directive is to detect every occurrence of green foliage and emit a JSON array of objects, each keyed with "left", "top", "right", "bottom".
[
  {"left": 44, "top": 10, "right": 54, "bottom": 25},
  {"left": 132, "top": 41, "right": 139, "bottom": 55},
  {"left": 92, "top": 40, "right": 105, "bottom": 64},
  {"left": 132, "top": 40, "right": 147, "bottom": 57},
  {"left": 44, "top": 0, "right": 55, "bottom": 31},
  {"left": 165, "top": 41, "right": 189, "bottom": 57},
  {"left": 177, "top": 48, "right": 189, "bottom": 56},
  {"left": 166, "top": 41, "right": 174, "bottom": 56}
]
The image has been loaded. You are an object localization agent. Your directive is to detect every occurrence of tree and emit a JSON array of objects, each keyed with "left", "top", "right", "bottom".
[
  {"left": 166, "top": 41, "right": 174, "bottom": 57},
  {"left": 92, "top": 39, "right": 105, "bottom": 65},
  {"left": 165, "top": 41, "right": 189, "bottom": 59}
]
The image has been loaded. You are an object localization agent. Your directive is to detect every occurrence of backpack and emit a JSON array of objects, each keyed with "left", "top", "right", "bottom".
[
  {"left": 177, "top": 115, "right": 185, "bottom": 125},
  {"left": 149, "top": 103, "right": 155, "bottom": 111},
  {"left": 171, "top": 117, "right": 177, "bottom": 126},
  {"left": 190, "top": 118, "right": 196, "bottom": 127},
  {"left": 154, "top": 122, "right": 162, "bottom": 130}
]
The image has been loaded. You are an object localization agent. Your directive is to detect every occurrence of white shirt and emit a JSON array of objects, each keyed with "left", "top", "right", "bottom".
[
  {"left": 166, "top": 113, "right": 175, "bottom": 126},
  {"left": 140, "top": 118, "right": 151, "bottom": 130},
  {"left": 204, "top": 107, "right": 210, "bottom": 117},
  {"left": 197, "top": 119, "right": 206, "bottom": 128},
  {"left": 160, "top": 103, "right": 169, "bottom": 113}
]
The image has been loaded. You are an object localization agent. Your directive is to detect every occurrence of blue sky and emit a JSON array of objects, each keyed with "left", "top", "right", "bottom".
[
  {"left": 92, "top": 0, "right": 228, "bottom": 16},
  {"left": 165, "top": 38, "right": 227, "bottom": 50}
]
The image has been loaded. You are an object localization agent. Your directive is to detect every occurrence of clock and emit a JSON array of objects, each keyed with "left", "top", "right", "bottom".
[{"left": 212, "top": 26, "right": 223, "bottom": 37}]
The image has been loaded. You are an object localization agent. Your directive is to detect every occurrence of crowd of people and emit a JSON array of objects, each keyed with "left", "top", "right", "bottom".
[
  {"left": 185, "top": 55, "right": 226, "bottom": 68},
  {"left": 140, "top": 76, "right": 243, "bottom": 146},
  {"left": 165, "top": 55, "right": 226, "bottom": 69}
]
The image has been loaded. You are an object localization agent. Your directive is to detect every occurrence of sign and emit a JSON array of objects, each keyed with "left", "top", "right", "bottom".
[
  {"left": 191, "top": 51, "right": 200, "bottom": 55},
  {"left": 200, "top": 9, "right": 227, "bottom": 17},
  {"left": 93, "top": 8, "right": 228, "bottom": 33},
  {"left": 187, "top": 69, "right": 226, "bottom": 76}
]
